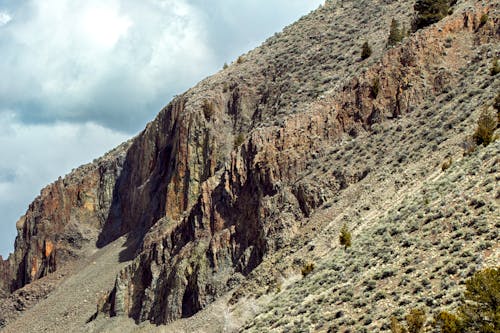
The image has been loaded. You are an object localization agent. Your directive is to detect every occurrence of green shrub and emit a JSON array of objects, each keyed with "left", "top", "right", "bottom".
[
  {"left": 361, "top": 41, "right": 372, "bottom": 60},
  {"left": 473, "top": 107, "right": 497, "bottom": 146},
  {"left": 301, "top": 262, "right": 315, "bottom": 277},
  {"left": 339, "top": 223, "right": 352, "bottom": 250},
  {"left": 391, "top": 317, "right": 407, "bottom": 333},
  {"left": 388, "top": 19, "right": 403, "bottom": 46},
  {"left": 434, "top": 311, "right": 462, "bottom": 333},
  {"left": 413, "top": 0, "right": 452, "bottom": 31},
  {"left": 406, "top": 308, "right": 426, "bottom": 333}
]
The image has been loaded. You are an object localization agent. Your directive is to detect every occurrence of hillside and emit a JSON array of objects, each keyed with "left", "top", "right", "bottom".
[{"left": 0, "top": 0, "right": 498, "bottom": 332}]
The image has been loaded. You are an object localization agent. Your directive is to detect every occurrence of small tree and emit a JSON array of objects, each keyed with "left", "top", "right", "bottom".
[
  {"left": 339, "top": 223, "right": 352, "bottom": 250},
  {"left": 361, "top": 41, "right": 372, "bottom": 60},
  {"left": 433, "top": 267, "right": 500, "bottom": 333},
  {"left": 388, "top": 19, "right": 403, "bottom": 46},
  {"left": 459, "top": 267, "right": 500, "bottom": 332}
]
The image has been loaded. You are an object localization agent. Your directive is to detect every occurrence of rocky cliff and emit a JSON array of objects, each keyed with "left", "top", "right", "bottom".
[
  {"left": 0, "top": 142, "right": 130, "bottom": 295},
  {"left": 0, "top": 0, "right": 498, "bottom": 331}
]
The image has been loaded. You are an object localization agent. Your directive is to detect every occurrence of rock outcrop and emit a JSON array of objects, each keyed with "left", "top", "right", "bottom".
[{"left": 0, "top": 142, "right": 130, "bottom": 295}]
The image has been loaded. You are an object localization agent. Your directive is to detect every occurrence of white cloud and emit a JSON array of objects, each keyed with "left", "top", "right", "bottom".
[
  {"left": 0, "top": 0, "right": 215, "bottom": 131},
  {"left": 0, "top": 11, "right": 11, "bottom": 26},
  {"left": 80, "top": 5, "right": 132, "bottom": 48},
  {"left": 0, "top": 112, "right": 128, "bottom": 257}
]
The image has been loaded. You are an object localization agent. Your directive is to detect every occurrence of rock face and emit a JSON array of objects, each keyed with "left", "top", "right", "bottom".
[
  {"left": 0, "top": 0, "right": 498, "bottom": 330},
  {"left": 0, "top": 143, "right": 130, "bottom": 295}
]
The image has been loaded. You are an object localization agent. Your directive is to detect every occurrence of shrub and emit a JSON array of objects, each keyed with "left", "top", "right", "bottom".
[
  {"left": 361, "top": 41, "right": 372, "bottom": 60},
  {"left": 413, "top": 0, "right": 452, "bottom": 31},
  {"left": 406, "top": 308, "right": 426, "bottom": 333},
  {"left": 202, "top": 100, "right": 216, "bottom": 120},
  {"left": 391, "top": 317, "right": 407, "bottom": 333},
  {"left": 441, "top": 157, "right": 452, "bottom": 171},
  {"left": 473, "top": 107, "right": 497, "bottom": 146},
  {"left": 339, "top": 223, "right": 352, "bottom": 250},
  {"left": 237, "top": 55, "right": 245, "bottom": 64},
  {"left": 490, "top": 58, "right": 500, "bottom": 76},
  {"left": 480, "top": 14, "right": 488, "bottom": 27},
  {"left": 371, "top": 78, "right": 380, "bottom": 98},
  {"left": 462, "top": 136, "right": 477, "bottom": 156},
  {"left": 434, "top": 311, "right": 462, "bottom": 333},
  {"left": 388, "top": 19, "right": 403, "bottom": 46},
  {"left": 301, "top": 262, "right": 315, "bottom": 277},
  {"left": 223, "top": 62, "right": 228, "bottom": 69},
  {"left": 234, "top": 133, "right": 245, "bottom": 148}
]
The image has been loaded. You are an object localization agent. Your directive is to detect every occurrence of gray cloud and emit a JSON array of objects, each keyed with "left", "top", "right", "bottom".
[{"left": 0, "top": 0, "right": 323, "bottom": 257}]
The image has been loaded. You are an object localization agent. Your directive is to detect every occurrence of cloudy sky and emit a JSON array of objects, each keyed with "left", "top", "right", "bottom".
[{"left": 0, "top": 0, "right": 323, "bottom": 257}]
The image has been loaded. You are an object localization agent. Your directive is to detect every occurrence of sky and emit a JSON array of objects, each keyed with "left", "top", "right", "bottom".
[{"left": 0, "top": 0, "right": 324, "bottom": 257}]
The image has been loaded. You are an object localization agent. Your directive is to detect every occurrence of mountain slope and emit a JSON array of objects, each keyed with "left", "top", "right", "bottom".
[{"left": 1, "top": 0, "right": 498, "bottom": 332}]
